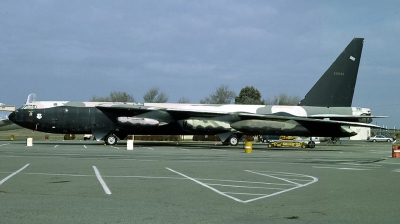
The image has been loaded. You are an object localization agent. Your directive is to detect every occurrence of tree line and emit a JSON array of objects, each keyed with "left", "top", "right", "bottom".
[{"left": 90, "top": 85, "right": 301, "bottom": 105}]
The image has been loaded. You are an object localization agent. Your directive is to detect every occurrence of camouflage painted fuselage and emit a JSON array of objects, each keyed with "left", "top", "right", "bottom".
[{"left": 8, "top": 101, "right": 375, "bottom": 140}]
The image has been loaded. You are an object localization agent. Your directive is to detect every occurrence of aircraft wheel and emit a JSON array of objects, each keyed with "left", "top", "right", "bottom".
[
  {"left": 229, "top": 135, "right": 238, "bottom": 146},
  {"left": 308, "top": 141, "right": 316, "bottom": 148},
  {"left": 105, "top": 134, "right": 117, "bottom": 145}
]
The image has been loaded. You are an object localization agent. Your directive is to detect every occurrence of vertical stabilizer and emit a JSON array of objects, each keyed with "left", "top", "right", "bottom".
[{"left": 299, "top": 38, "right": 364, "bottom": 107}]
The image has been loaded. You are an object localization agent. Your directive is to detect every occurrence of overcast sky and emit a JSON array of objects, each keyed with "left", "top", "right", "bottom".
[{"left": 1, "top": 1, "right": 400, "bottom": 128}]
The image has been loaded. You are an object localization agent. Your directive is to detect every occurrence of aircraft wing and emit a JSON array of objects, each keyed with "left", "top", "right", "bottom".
[
  {"left": 235, "top": 112, "right": 382, "bottom": 128},
  {"left": 96, "top": 104, "right": 175, "bottom": 125},
  {"left": 97, "top": 103, "right": 381, "bottom": 128},
  {"left": 96, "top": 103, "right": 155, "bottom": 111},
  {"left": 307, "top": 115, "right": 388, "bottom": 119},
  {"left": 0, "top": 117, "right": 23, "bottom": 131},
  {"left": 96, "top": 104, "right": 230, "bottom": 119},
  {"left": 0, "top": 118, "right": 13, "bottom": 127}
]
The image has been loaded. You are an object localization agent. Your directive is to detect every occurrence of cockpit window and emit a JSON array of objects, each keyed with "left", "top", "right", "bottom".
[{"left": 20, "top": 105, "right": 37, "bottom": 110}]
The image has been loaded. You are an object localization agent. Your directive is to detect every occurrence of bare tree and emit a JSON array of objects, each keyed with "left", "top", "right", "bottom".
[
  {"left": 143, "top": 87, "right": 169, "bottom": 103},
  {"left": 91, "top": 91, "right": 135, "bottom": 102},
  {"left": 200, "top": 85, "right": 236, "bottom": 104},
  {"left": 178, "top": 97, "right": 190, "bottom": 103},
  {"left": 264, "top": 93, "right": 301, "bottom": 105}
]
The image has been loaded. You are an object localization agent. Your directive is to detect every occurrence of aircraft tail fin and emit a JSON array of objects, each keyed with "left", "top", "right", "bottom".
[{"left": 298, "top": 38, "right": 364, "bottom": 107}]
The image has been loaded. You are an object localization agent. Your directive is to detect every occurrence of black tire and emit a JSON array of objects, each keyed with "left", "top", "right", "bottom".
[
  {"left": 387, "top": 139, "right": 392, "bottom": 142},
  {"left": 308, "top": 141, "right": 316, "bottom": 148},
  {"left": 229, "top": 135, "right": 239, "bottom": 146},
  {"left": 105, "top": 134, "right": 117, "bottom": 145}
]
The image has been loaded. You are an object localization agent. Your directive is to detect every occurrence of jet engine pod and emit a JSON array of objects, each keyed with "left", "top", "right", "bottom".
[
  {"left": 117, "top": 117, "right": 159, "bottom": 128},
  {"left": 180, "top": 119, "right": 232, "bottom": 134},
  {"left": 230, "top": 119, "right": 310, "bottom": 135}
]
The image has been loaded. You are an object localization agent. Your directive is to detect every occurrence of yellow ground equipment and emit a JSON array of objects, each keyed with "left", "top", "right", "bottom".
[{"left": 267, "top": 141, "right": 308, "bottom": 148}]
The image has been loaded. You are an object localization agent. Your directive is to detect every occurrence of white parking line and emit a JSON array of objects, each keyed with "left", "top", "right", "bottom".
[
  {"left": 313, "top": 166, "right": 370, "bottom": 171},
  {"left": 207, "top": 183, "right": 285, "bottom": 190},
  {"left": 245, "top": 170, "right": 301, "bottom": 187},
  {"left": 92, "top": 166, "right": 112, "bottom": 195},
  {"left": 211, "top": 149, "right": 227, "bottom": 152},
  {"left": 340, "top": 162, "right": 382, "bottom": 167},
  {"left": 166, "top": 167, "right": 318, "bottom": 204},
  {"left": 166, "top": 167, "right": 244, "bottom": 203},
  {"left": 0, "top": 164, "right": 30, "bottom": 186}
]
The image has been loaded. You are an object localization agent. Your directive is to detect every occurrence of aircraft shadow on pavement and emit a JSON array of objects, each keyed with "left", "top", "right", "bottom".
[{"left": 2, "top": 140, "right": 354, "bottom": 152}]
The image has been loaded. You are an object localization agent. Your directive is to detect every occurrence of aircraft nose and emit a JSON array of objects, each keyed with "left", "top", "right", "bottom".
[{"left": 8, "top": 111, "right": 16, "bottom": 123}]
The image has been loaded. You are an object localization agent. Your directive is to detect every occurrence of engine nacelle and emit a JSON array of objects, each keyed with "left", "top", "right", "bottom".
[
  {"left": 180, "top": 119, "right": 233, "bottom": 134},
  {"left": 117, "top": 117, "right": 159, "bottom": 127},
  {"left": 230, "top": 119, "right": 310, "bottom": 135}
]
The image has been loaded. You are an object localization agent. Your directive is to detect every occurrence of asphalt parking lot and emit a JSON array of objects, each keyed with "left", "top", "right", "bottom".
[{"left": 1, "top": 140, "right": 400, "bottom": 224}]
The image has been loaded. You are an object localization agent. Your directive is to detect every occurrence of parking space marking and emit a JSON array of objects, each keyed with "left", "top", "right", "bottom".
[
  {"left": 92, "top": 166, "right": 112, "bottom": 195},
  {"left": 0, "top": 164, "right": 30, "bottom": 186},
  {"left": 3, "top": 166, "right": 318, "bottom": 202},
  {"left": 206, "top": 183, "right": 285, "bottom": 190},
  {"left": 340, "top": 162, "right": 382, "bottom": 167},
  {"left": 313, "top": 166, "right": 370, "bottom": 171},
  {"left": 245, "top": 170, "right": 302, "bottom": 187},
  {"left": 166, "top": 167, "right": 244, "bottom": 203},
  {"left": 242, "top": 170, "right": 318, "bottom": 203},
  {"left": 211, "top": 149, "right": 227, "bottom": 152},
  {"left": 166, "top": 167, "right": 318, "bottom": 204}
]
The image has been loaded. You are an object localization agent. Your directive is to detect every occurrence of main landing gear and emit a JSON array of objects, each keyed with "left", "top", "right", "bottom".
[
  {"left": 222, "top": 134, "right": 241, "bottom": 146},
  {"left": 229, "top": 134, "right": 239, "bottom": 146},
  {"left": 104, "top": 133, "right": 118, "bottom": 145}
]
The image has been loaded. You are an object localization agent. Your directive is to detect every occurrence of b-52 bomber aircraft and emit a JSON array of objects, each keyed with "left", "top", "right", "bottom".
[{"left": 8, "top": 38, "right": 384, "bottom": 146}]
